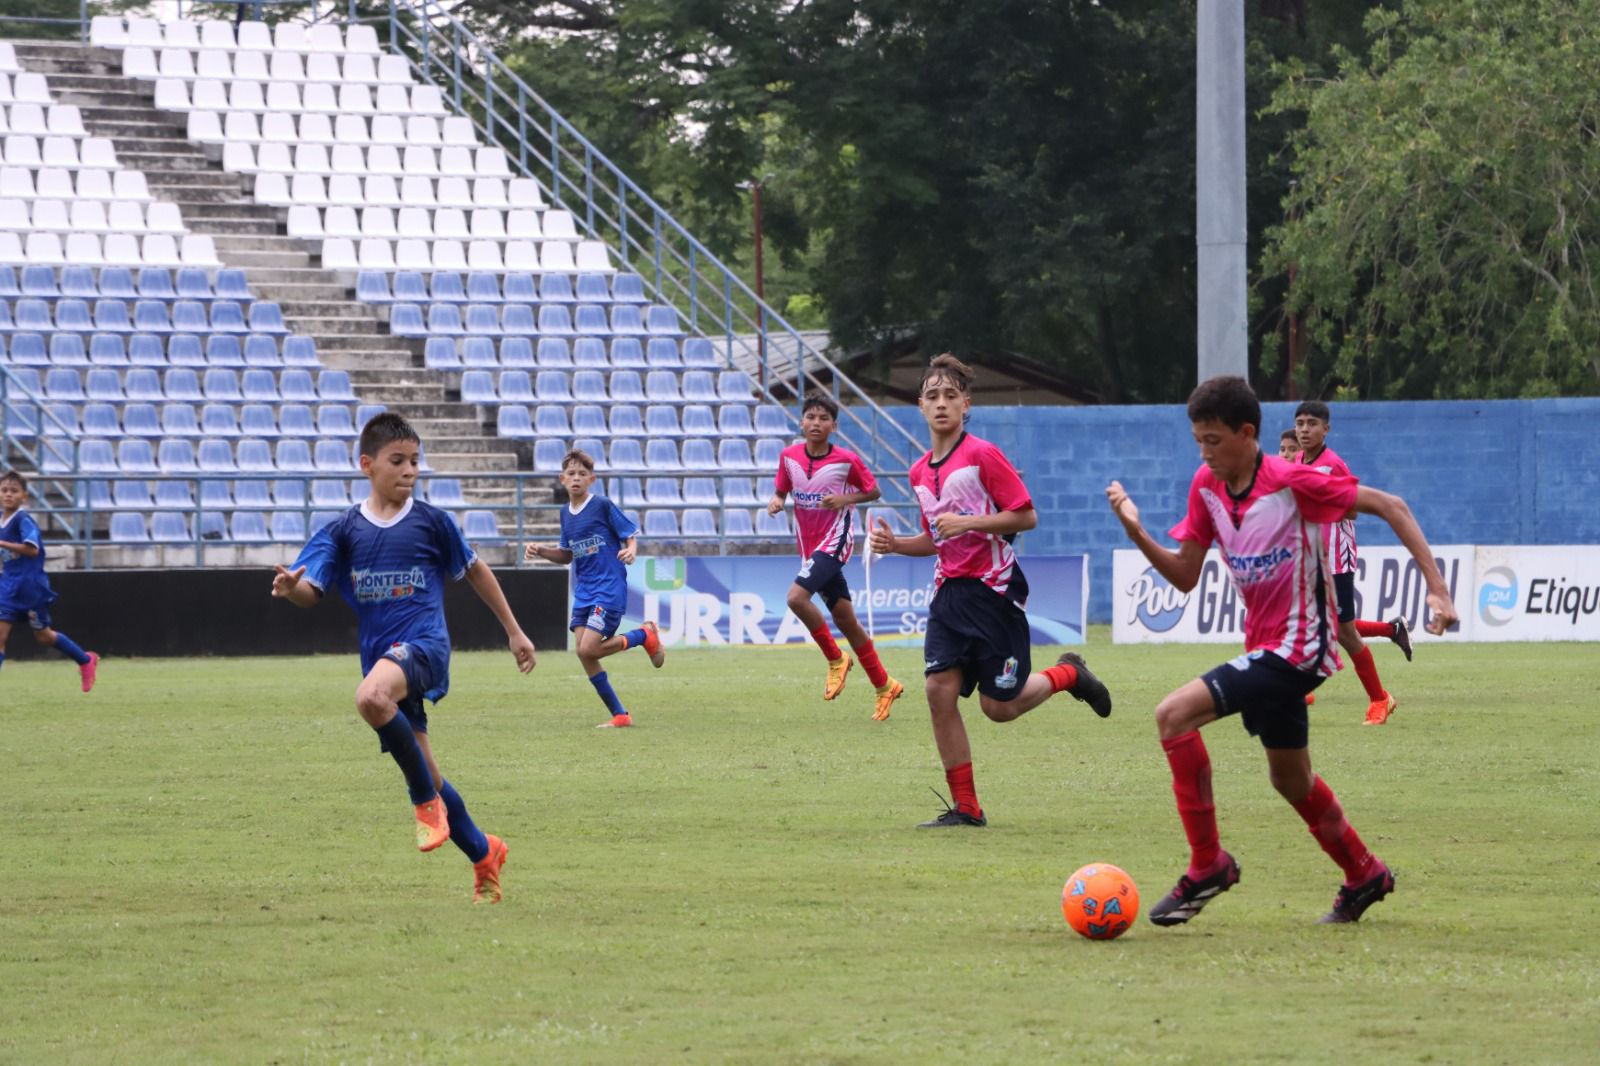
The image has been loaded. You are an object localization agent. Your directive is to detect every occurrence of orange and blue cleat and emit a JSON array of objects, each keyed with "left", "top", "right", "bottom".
[
  {"left": 597, "top": 712, "right": 633, "bottom": 728},
  {"left": 641, "top": 620, "right": 665, "bottom": 668},
  {"left": 414, "top": 796, "right": 451, "bottom": 852},
  {"left": 473, "top": 834, "right": 508, "bottom": 904}
]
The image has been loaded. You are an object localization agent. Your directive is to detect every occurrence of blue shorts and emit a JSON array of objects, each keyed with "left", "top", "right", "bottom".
[
  {"left": 1201, "top": 650, "right": 1325, "bottom": 750},
  {"left": 794, "top": 550, "right": 851, "bottom": 609},
  {"left": 0, "top": 600, "right": 51, "bottom": 631},
  {"left": 570, "top": 603, "right": 625, "bottom": 640},
  {"left": 375, "top": 640, "right": 442, "bottom": 748},
  {"left": 923, "top": 576, "right": 1033, "bottom": 702},
  {"left": 1333, "top": 572, "right": 1358, "bottom": 624}
]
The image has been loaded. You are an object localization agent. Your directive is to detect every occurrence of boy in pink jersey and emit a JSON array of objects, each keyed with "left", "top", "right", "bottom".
[
  {"left": 1106, "top": 376, "right": 1457, "bottom": 925},
  {"left": 767, "top": 391, "right": 905, "bottom": 721},
  {"left": 1277, "top": 428, "right": 1300, "bottom": 461},
  {"left": 1295, "top": 400, "right": 1414, "bottom": 725},
  {"left": 870, "top": 355, "right": 1112, "bottom": 829}
]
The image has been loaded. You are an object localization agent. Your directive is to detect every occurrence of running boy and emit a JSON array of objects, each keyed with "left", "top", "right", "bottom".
[
  {"left": 766, "top": 390, "right": 903, "bottom": 721},
  {"left": 869, "top": 354, "right": 1112, "bottom": 828},
  {"left": 0, "top": 470, "right": 98, "bottom": 690},
  {"left": 1294, "top": 400, "right": 1413, "bottom": 725},
  {"left": 1278, "top": 429, "right": 1300, "bottom": 461},
  {"left": 271, "top": 413, "right": 535, "bottom": 903},
  {"left": 524, "top": 449, "right": 663, "bottom": 729},
  {"left": 1106, "top": 376, "right": 1457, "bottom": 926}
]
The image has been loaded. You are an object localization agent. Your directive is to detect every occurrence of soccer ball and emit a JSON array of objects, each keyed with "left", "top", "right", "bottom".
[{"left": 1061, "top": 863, "right": 1139, "bottom": 940}]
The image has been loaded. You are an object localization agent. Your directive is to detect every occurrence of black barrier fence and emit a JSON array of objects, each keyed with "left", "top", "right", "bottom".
[{"left": 0, "top": 567, "right": 569, "bottom": 659}]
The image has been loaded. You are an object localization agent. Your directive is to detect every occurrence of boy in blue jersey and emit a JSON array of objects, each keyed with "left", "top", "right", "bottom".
[
  {"left": 0, "top": 471, "right": 98, "bottom": 691},
  {"left": 271, "top": 414, "right": 537, "bottom": 903},
  {"left": 524, "top": 449, "right": 663, "bottom": 728}
]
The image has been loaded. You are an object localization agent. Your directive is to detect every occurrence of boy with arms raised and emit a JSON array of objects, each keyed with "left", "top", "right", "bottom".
[
  {"left": 1106, "top": 376, "right": 1456, "bottom": 925},
  {"left": 1294, "top": 400, "right": 1413, "bottom": 724},
  {"left": 525, "top": 449, "right": 663, "bottom": 729},
  {"left": 0, "top": 471, "right": 98, "bottom": 690},
  {"left": 766, "top": 390, "right": 903, "bottom": 720},
  {"left": 870, "top": 355, "right": 1112, "bottom": 828},
  {"left": 272, "top": 414, "right": 536, "bottom": 903}
]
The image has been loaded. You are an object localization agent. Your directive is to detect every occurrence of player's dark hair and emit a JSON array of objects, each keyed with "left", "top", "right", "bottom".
[
  {"left": 919, "top": 353, "right": 976, "bottom": 395},
  {"left": 1187, "top": 375, "right": 1261, "bottom": 434},
  {"left": 0, "top": 469, "right": 25, "bottom": 490},
  {"left": 1280, "top": 428, "right": 1299, "bottom": 443},
  {"left": 358, "top": 412, "right": 421, "bottom": 458},
  {"left": 1294, "top": 400, "right": 1331, "bottom": 423},
  {"left": 562, "top": 449, "right": 596, "bottom": 472},
  {"left": 801, "top": 390, "right": 839, "bottom": 419}
]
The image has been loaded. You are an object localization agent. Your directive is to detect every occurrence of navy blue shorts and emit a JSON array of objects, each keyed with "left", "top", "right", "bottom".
[
  {"left": 923, "top": 576, "right": 1032, "bottom": 702},
  {"left": 793, "top": 551, "right": 852, "bottom": 610},
  {"left": 376, "top": 640, "right": 440, "bottom": 747},
  {"left": 1332, "top": 572, "right": 1357, "bottom": 624},
  {"left": 570, "top": 603, "right": 625, "bottom": 640},
  {"left": 0, "top": 601, "right": 51, "bottom": 631},
  {"left": 1201, "top": 650, "right": 1325, "bottom": 750}
]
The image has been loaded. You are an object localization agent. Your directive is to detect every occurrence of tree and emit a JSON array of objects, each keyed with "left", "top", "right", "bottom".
[{"left": 1266, "top": 0, "right": 1600, "bottom": 398}]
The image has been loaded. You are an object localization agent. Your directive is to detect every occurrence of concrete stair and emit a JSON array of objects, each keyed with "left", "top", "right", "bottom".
[{"left": 11, "top": 39, "right": 555, "bottom": 536}]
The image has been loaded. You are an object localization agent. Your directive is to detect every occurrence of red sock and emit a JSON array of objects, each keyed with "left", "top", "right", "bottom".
[
  {"left": 809, "top": 623, "right": 842, "bottom": 662},
  {"left": 1355, "top": 619, "right": 1394, "bottom": 640},
  {"left": 946, "top": 762, "right": 981, "bottom": 817},
  {"left": 1291, "top": 776, "right": 1380, "bottom": 887},
  {"left": 1041, "top": 662, "right": 1077, "bottom": 693},
  {"left": 851, "top": 640, "right": 889, "bottom": 688},
  {"left": 1161, "top": 731, "right": 1221, "bottom": 878},
  {"left": 1348, "top": 645, "right": 1387, "bottom": 702}
]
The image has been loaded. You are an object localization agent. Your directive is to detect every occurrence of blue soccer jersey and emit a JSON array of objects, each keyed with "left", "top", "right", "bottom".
[
  {"left": 0, "top": 508, "right": 55, "bottom": 612},
  {"left": 560, "top": 494, "right": 638, "bottom": 612},
  {"left": 293, "top": 498, "right": 476, "bottom": 701}
]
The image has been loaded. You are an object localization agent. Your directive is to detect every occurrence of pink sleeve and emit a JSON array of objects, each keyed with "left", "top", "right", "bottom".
[
  {"left": 1282, "top": 462, "right": 1359, "bottom": 523},
  {"left": 978, "top": 443, "right": 1032, "bottom": 512},
  {"left": 773, "top": 452, "right": 792, "bottom": 494},
  {"left": 1167, "top": 468, "right": 1217, "bottom": 547},
  {"left": 848, "top": 453, "right": 877, "bottom": 494}
]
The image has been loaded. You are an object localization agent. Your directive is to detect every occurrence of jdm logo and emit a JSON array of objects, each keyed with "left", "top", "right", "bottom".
[
  {"left": 1125, "top": 566, "right": 1189, "bottom": 633},
  {"left": 1478, "top": 566, "right": 1518, "bottom": 627}
]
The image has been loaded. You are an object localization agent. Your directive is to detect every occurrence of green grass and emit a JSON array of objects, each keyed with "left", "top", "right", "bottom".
[{"left": 3, "top": 633, "right": 1598, "bottom": 1064}]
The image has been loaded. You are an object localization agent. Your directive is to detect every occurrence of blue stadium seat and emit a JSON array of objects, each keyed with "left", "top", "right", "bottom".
[
  {"left": 117, "top": 438, "right": 159, "bottom": 474},
  {"left": 317, "top": 405, "right": 356, "bottom": 438},
  {"left": 499, "top": 371, "right": 534, "bottom": 404},
  {"left": 719, "top": 370, "right": 757, "bottom": 403},
  {"left": 279, "top": 371, "right": 318, "bottom": 403},
  {"left": 128, "top": 335, "right": 165, "bottom": 368},
  {"left": 125, "top": 368, "right": 164, "bottom": 402},
  {"left": 122, "top": 403, "right": 160, "bottom": 437},
  {"left": 644, "top": 439, "right": 681, "bottom": 471},
  {"left": 206, "top": 335, "right": 245, "bottom": 367},
  {"left": 276, "top": 439, "right": 315, "bottom": 472},
  {"left": 606, "top": 439, "right": 643, "bottom": 470},
  {"left": 499, "top": 336, "right": 535, "bottom": 369},
  {"left": 81, "top": 402, "right": 120, "bottom": 437},
  {"left": 75, "top": 437, "right": 114, "bottom": 471},
  {"left": 681, "top": 404, "right": 716, "bottom": 437},
  {"left": 248, "top": 302, "right": 288, "bottom": 334},
  {"left": 423, "top": 337, "right": 462, "bottom": 369},
  {"left": 646, "top": 338, "right": 682, "bottom": 369},
  {"left": 754, "top": 438, "right": 785, "bottom": 469},
  {"left": 722, "top": 507, "right": 756, "bottom": 538},
  {"left": 430, "top": 272, "right": 469, "bottom": 303},
  {"left": 236, "top": 439, "right": 275, "bottom": 473},
  {"left": 282, "top": 336, "right": 320, "bottom": 367},
  {"left": 573, "top": 438, "right": 608, "bottom": 469},
  {"left": 383, "top": 272, "right": 422, "bottom": 305},
  {"left": 356, "top": 271, "right": 393, "bottom": 303},
  {"left": 462, "top": 510, "right": 499, "bottom": 541},
  {"left": 534, "top": 405, "right": 571, "bottom": 437},
  {"left": 754, "top": 405, "right": 790, "bottom": 437},
  {"left": 643, "top": 510, "right": 679, "bottom": 537},
  {"left": 681, "top": 438, "right": 717, "bottom": 470},
  {"left": 755, "top": 509, "right": 792, "bottom": 538},
  {"left": 724, "top": 477, "right": 761, "bottom": 505},
  {"left": 240, "top": 404, "right": 279, "bottom": 438},
  {"left": 197, "top": 511, "right": 227, "bottom": 541},
  {"left": 538, "top": 305, "right": 575, "bottom": 336},
  {"left": 44, "top": 368, "right": 84, "bottom": 402},
  {"left": 89, "top": 333, "right": 129, "bottom": 366},
  {"left": 317, "top": 371, "right": 355, "bottom": 402},
  {"left": 42, "top": 402, "right": 80, "bottom": 437},
  {"left": 168, "top": 334, "right": 206, "bottom": 367},
  {"left": 536, "top": 370, "right": 574, "bottom": 404},
  {"left": 575, "top": 274, "right": 611, "bottom": 303},
  {"left": 241, "top": 370, "right": 279, "bottom": 402},
  {"left": 9, "top": 333, "right": 48, "bottom": 365},
  {"left": 610, "top": 305, "right": 647, "bottom": 336},
  {"left": 570, "top": 338, "right": 607, "bottom": 368},
  {"left": 427, "top": 303, "right": 465, "bottom": 336},
  {"left": 112, "top": 479, "right": 153, "bottom": 509},
  {"left": 209, "top": 301, "right": 249, "bottom": 333},
  {"left": 201, "top": 404, "right": 241, "bottom": 438},
  {"left": 609, "top": 405, "right": 646, "bottom": 437},
  {"left": 243, "top": 335, "right": 281, "bottom": 367},
  {"left": 172, "top": 268, "right": 211, "bottom": 300},
  {"left": 310, "top": 511, "right": 342, "bottom": 535},
  {"left": 215, "top": 270, "right": 252, "bottom": 301},
  {"left": 389, "top": 303, "right": 426, "bottom": 336},
  {"left": 539, "top": 274, "right": 576, "bottom": 304},
  {"left": 160, "top": 403, "right": 201, "bottom": 437},
  {"left": 646, "top": 477, "right": 682, "bottom": 504},
  {"left": 137, "top": 268, "right": 176, "bottom": 300},
  {"left": 644, "top": 405, "right": 681, "bottom": 438},
  {"left": 496, "top": 405, "right": 534, "bottom": 438},
  {"left": 718, "top": 439, "right": 757, "bottom": 471},
  {"left": 683, "top": 478, "right": 719, "bottom": 504},
  {"left": 203, "top": 368, "right": 242, "bottom": 402},
  {"left": 532, "top": 338, "right": 574, "bottom": 368},
  {"left": 270, "top": 512, "right": 306, "bottom": 543},
  {"left": 572, "top": 405, "right": 607, "bottom": 438},
  {"left": 200, "top": 479, "right": 234, "bottom": 510},
  {"left": 109, "top": 513, "right": 149, "bottom": 543},
  {"left": 608, "top": 371, "right": 646, "bottom": 404},
  {"left": 465, "top": 304, "right": 501, "bottom": 336},
  {"left": 278, "top": 404, "right": 316, "bottom": 437},
  {"left": 501, "top": 303, "right": 536, "bottom": 335},
  {"left": 645, "top": 370, "right": 681, "bottom": 403},
  {"left": 574, "top": 305, "right": 609, "bottom": 336},
  {"left": 646, "top": 305, "right": 683, "bottom": 336},
  {"left": 614, "top": 478, "right": 644, "bottom": 507},
  {"left": 502, "top": 273, "right": 537, "bottom": 303},
  {"left": 426, "top": 479, "right": 467, "bottom": 507},
  {"left": 682, "top": 371, "right": 719, "bottom": 404},
  {"left": 61, "top": 266, "right": 97, "bottom": 300},
  {"left": 533, "top": 439, "right": 566, "bottom": 472},
  {"left": 156, "top": 480, "right": 196, "bottom": 510},
  {"left": 272, "top": 480, "right": 306, "bottom": 508},
  {"left": 611, "top": 273, "right": 648, "bottom": 303},
  {"left": 0, "top": 266, "right": 18, "bottom": 299},
  {"left": 230, "top": 512, "right": 270, "bottom": 542},
  {"left": 719, "top": 405, "right": 756, "bottom": 436},
  {"left": 314, "top": 440, "right": 351, "bottom": 472},
  {"left": 682, "top": 509, "right": 717, "bottom": 537},
  {"left": 173, "top": 300, "right": 210, "bottom": 333},
  {"left": 466, "top": 272, "right": 502, "bottom": 303},
  {"left": 56, "top": 299, "right": 94, "bottom": 332},
  {"left": 311, "top": 479, "right": 349, "bottom": 507},
  {"left": 682, "top": 338, "right": 719, "bottom": 369},
  {"left": 158, "top": 438, "right": 198, "bottom": 473},
  {"left": 460, "top": 371, "right": 496, "bottom": 404},
  {"left": 0, "top": 303, "right": 15, "bottom": 332},
  {"left": 164, "top": 368, "right": 204, "bottom": 402},
  {"left": 355, "top": 404, "right": 385, "bottom": 428},
  {"left": 20, "top": 267, "right": 58, "bottom": 299},
  {"left": 50, "top": 333, "right": 89, "bottom": 366},
  {"left": 134, "top": 300, "right": 173, "bottom": 333}
]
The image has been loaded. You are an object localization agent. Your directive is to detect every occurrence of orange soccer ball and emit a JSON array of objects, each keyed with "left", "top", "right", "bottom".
[{"left": 1061, "top": 863, "right": 1140, "bottom": 940}]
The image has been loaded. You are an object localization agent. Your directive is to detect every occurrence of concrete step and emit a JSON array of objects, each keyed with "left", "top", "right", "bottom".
[
  {"left": 180, "top": 216, "right": 281, "bottom": 236},
  {"left": 177, "top": 200, "right": 280, "bottom": 222},
  {"left": 423, "top": 437, "right": 520, "bottom": 456},
  {"left": 247, "top": 280, "right": 351, "bottom": 301},
  {"left": 276, "top": 300, "right": 375, "bottom": 319},
  {"left": 90, "top": 119, "right": 188, "bottom": 139},
  {"left": 33, "top": 72, "right": 141, "bottom": 93},
  {"left": 304, "top": 333, "right": 417, "bottom": 353},
  {"left": 116, "top": 151, "right": 216, "bottom": 173},
  {"left": 364, "top": 400, "right": 474, "bottom": 420},
  {"left": 286, "top": 314, "right": 385, "bottom": 335},
  {"left": 419, "top": 453, "right": 522, "bottom": 472},
  {"left": 354, "top": 383, "right": 449, "bottom": 403},
  {"left": 409, "top": 418, "right": 493, "bottom": 437},
  {"left": 316, "top": 350, "right": 419, "bottom": 371},
  {"left": 217, "top": 249, "right": 313, "bottom": 268},
  {"left": 106, "top": 135, "right": 209, "bottom": 156},
  {"left": 151, "top": 184, "right": 249, "bottom": 204},
  {"left": 210, "top": 233, "right": 311, "bottom": 253},
  {"left": 345, "top": 367, "right": 445, "bottom": 386},
  {"left": 50, "top": 88, "right": 152, "bottom": 109},
  {"left": 79, "top": 105, "right": 175, "bottom": 125}
]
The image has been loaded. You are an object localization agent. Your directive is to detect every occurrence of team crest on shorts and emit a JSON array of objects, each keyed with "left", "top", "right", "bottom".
[
  {"left": 388, "top": 642, "right": 411, "bottom": 661},
  {"left": 994, "top": 656, "right": 1020, "bottom": 689},
  {"left": 587, "top": 605, "right": 608, "bottom": 630}
]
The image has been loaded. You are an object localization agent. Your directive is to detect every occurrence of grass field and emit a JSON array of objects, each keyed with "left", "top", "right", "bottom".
[{"left": 4, "top": 633, "right": 1598, "bottom": 1064}]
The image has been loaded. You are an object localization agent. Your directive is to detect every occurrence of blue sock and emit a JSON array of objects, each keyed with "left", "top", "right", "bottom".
[
  {"left": 588, "top": 670, "right": 626, "bottom": 716},
  {"left": 438, "top": 779, "right": 489, "bottom": 863},
  {"left": 53, "top": 632, "right": 90, "bottom": 665},
  {"left": 374, "top": 715, "right": 438, "bottom": 805},
  {"left": 622, "top": 627, "right": 647, "bottom": 649},
  {"left": 0, "top": 650, "right": 6, "bottom": 670}
]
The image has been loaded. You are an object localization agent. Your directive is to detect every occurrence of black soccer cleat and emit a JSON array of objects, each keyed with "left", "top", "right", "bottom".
[
  {"left": 1058, "top": 652, "right": 1112, "bottom": 718},
  {"left": 917, "top": 790, "right": 987, "bottom": 829},
  {"left": 1390, "top": 617, "right": 1414, "bottom": 662},
  {"left": 1318, "top": 865, "right": 1395, "bottom": 924},
  {"left": 1148, "top": 853, "right": 1241, "bottom": 926}
]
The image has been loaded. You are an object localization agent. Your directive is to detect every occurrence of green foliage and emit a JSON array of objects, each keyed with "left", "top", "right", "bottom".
[
  {"left": 1268, "top": 0, "right": 1600, "bottom": 398},
  {"left": 3, "top": 641, "right": 1598, "bottom": 1062}
]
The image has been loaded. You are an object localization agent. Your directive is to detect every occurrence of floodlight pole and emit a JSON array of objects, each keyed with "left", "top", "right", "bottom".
[{"left": 1196, "top": 0, "right": 1249, "bottom": 383}]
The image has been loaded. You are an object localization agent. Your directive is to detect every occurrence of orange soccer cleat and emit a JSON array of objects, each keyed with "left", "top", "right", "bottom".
[
  {"left": 824, "top": 651, "right": 853, "bottom": 701},
  {"left": 473, "top": 835, "right": 508, "bottom": 904},
  {"left": 597, "top": 712, "right": 633, "bottom": 728},
  {"left": 413, "top": 796, "right": 451, "bottom": 852},
  {"left": 1364, "top": 693, "right": 1396, "bottom": 726},
  {"left": 641, "top": 620, "right": 665, "bottom": 668},
  {"left": 872, "top": 678, "right": 904, "bottom": 721}
]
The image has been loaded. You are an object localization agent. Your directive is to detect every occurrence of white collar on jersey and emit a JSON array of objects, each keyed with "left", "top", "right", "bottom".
[
  {"left": 359, "top": 495, "right": 415, "bottom": 529},
  {"left": 567, "top": 494, "right": 596, "bottom": 516}
]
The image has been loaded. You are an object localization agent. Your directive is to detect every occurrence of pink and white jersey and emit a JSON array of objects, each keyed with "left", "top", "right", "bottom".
[
  {"left": 909, "top": 432, "right": 1033, "bottom": 600},
  {"left": 775, "top": 442, "right": 877, "bottom": 561},
  {"left": 1297, "top": 445, "right": 1358, "bottom": 574},
  {"left": 1169, "top": 452, "right": 1359, "bottom": 676}
]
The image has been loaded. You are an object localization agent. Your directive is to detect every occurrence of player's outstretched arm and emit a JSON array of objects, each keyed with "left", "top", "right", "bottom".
[
  {"left": 1105, "top": 480, "right": 1207, "bottom": 592},
  {"left": 869, "top": 517, "right": 936, "bottom": 557},
  {"left": 524, "top": 542, "right": 573, "bottom": 565},
  {"left": 932, "top": 506, "right": 1036, "bottom": 540},
  {"left": 1353, "top": 485, "right": 1458, "bottom": 634},
  {"left": 465, "top": 557, "right": 537, "bottom": 672},
  {"left": 269, "top": 564, "right": 320, "bottom": 607}
]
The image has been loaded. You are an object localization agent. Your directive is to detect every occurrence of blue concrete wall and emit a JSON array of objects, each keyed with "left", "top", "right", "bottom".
[{"left": 860, "top": 398, "right": 1600, "bottom": 623}]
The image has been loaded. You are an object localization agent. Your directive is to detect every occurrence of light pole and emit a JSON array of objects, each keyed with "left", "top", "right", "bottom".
[{"left": 738, "top": 175, "right": 774, "bottom": 365}]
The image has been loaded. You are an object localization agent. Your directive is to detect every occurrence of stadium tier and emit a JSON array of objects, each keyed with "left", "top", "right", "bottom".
[{"left": 0, "top": 20, "right": 805, "bottom": 557}]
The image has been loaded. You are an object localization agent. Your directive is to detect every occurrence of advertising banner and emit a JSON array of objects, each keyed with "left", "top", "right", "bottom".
[
  {"left": 613, "top": 555, "right": 1088, "bottom": 649},
  {"left": 1112, "top": 546, "right": 1476, "bottom": 644},
  {"left": 1472, "top": 546, "right": 1600, "bottom": 642}
]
